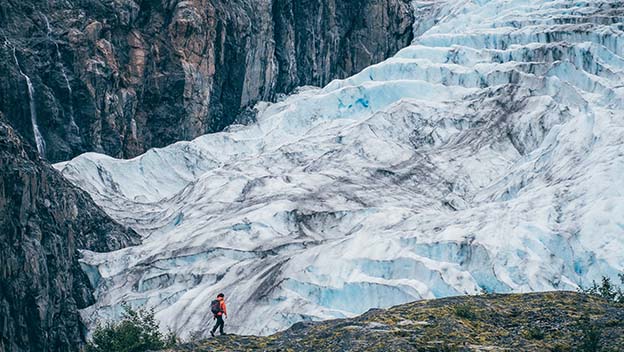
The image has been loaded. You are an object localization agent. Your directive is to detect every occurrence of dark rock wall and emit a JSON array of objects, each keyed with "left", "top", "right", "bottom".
[
  {"left": 0, "top": 0, "right": 413, "bottom": 162},
  {"left": 273, "top": 0, "right": 414, "bottom": 93},
  {"left": 0, "top": 114, "right": 139, "bottom": 352}
]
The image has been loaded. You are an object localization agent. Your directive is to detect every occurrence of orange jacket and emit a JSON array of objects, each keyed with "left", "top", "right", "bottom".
[{"left": 217, "top": 297, "right": 227, "bottom": 316}]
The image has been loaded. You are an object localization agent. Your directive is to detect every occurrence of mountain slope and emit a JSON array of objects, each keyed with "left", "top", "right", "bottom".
[
  {"left": 57, "top": 0, "right": 624, "bottom": 338},
  {"left": 0, "top": 114, "right": 139, "bottom": 351},
  {"left": 169, "top": 292, "right": 624, "bottom": 351},
  {"left": 0, "top": 0, "right": 413, "bottom": 162}
]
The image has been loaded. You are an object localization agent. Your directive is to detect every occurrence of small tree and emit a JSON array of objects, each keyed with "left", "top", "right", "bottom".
[
  {"left": 87, "top": 305, "right": 176, "bottom": 352},
  {"left": 580, "top": 274, "right": 624, "bottom": 304},
  {"left": 575, "top": 274, "right": 624, "bottom": 352}
]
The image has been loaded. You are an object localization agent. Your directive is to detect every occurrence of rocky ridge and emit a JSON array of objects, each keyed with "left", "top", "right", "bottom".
[
  {"left": 0, "top": 114, "right": 139, "bottom": 351},
  {"left": 169, "top": 292, "right": 624, "bottom": 351}
]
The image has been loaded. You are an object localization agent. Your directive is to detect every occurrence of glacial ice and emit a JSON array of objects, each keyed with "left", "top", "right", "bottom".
[{"left": 56, "top": 0, "right": 624, "bottom": 337}]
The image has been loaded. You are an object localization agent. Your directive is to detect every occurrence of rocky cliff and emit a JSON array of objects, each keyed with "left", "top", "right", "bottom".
[
  {"left": 0, "top": 114, "right": 139, "bottom": 351},
  {"left": 0, "top": 0, "right": 414, "bottom": 162}
]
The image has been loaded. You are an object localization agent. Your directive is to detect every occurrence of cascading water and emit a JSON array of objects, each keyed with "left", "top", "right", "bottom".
[
  {"left": 12, "top": 47, "right": 46, "bottom": 156},
  {"left": 42, "top": 14, "right": 78, "bottom": 133}
]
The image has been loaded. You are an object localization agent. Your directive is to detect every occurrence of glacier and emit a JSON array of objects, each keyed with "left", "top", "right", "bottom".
[{"left": 55, "top": 0, "right": 624, "bottom": 337}]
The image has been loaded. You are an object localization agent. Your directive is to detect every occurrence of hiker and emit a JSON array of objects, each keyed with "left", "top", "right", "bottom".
[{"left": 210, "top": 293, "right": 227, "bottom": 336}]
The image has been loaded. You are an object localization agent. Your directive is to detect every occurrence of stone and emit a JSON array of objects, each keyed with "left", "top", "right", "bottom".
[{"left": 0, "top": 113, "right": 139, "bottom": 351}]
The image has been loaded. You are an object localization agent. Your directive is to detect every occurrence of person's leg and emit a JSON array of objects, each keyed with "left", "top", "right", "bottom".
[
  {"left": 218, "top": 315, "right": 225, "bottom": 335},
  {"left": 212, "top": 316, "right": 220, "bottom": 334}
]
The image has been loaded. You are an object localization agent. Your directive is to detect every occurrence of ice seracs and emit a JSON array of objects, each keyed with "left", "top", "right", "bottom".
[{"left": 57, "top": 0, "right": 624, "bottom": 337}]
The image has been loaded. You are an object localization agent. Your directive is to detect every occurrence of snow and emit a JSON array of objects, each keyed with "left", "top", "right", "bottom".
[{"left": 56, "top": 0, "right": 624, "bottom": 338}]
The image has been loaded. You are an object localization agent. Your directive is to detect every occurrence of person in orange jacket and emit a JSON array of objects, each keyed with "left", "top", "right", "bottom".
[{"left": 210, "top": 293, "right": 228, "bottom": 336}]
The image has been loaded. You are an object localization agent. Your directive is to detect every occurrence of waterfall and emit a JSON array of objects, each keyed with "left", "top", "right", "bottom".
[
  {"left": 42, "top": 14, "right": 78, "bottom": 133},
  {"left": 12, "top": 47, "right": 46, "bottom": 156}
]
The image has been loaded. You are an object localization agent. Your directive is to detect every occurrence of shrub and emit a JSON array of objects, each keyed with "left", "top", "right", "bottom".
[
  {"left": 454, "top": 304, "right": 477, "bottom": 320},
  {"left": 577, "top": 315, "right": 602, "bottom": 352},
  {"left": 579, "top": 274, "right": 624, "bottom": 304},
  {"left": 525, "top": 326, "right": 545, "bottom": 340},
  {"left": 86, "top": 305, "right": 177, "bottom": 352}
]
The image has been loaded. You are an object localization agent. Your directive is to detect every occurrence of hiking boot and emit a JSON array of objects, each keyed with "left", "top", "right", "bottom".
[{"left": 210, "top": 331, "right": 215, "bottom": 337}]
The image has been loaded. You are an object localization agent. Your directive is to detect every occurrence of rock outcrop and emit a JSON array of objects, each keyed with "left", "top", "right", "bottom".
[
  {"left": 0, "top": 114, "right": 139, "bottom": 351},
  {"left": 0, "top": 0, "right": 414, "bottom": 162},
  {"left": 169, "top": 292, "right": 624, "bottom": 351}
]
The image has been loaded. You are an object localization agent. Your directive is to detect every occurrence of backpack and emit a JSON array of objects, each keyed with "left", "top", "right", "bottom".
[{"left": 210, "top": 299, "right": 222, "bottom": 315}]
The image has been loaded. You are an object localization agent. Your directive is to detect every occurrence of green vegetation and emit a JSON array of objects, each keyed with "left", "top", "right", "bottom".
[
  {"left": 577, "top": 315, "right": 602, "bottom": 352},
  {"left": 454, "top": 303, "right": 477, "bottom": 320},
  {"left": 525, "top": 326, "right": 545, "bottom": 340},
  {"left": 87, "top": 305, "right": 177, "bottom": 352},
  {"left": 580, "top": 275, "right": 624, "bottom": 304},
  {"left": 572, "top": 274, "right": 624, "bottom": 352}
]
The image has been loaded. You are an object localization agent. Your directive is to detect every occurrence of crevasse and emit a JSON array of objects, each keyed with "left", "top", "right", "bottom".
[{"left": 56, "top": 0, "right": 624, "bottom": 337}]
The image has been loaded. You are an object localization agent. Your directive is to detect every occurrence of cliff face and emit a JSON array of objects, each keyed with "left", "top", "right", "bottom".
[
  {"left": 0, "top": 114, "right": 139, "bottom": 351},
  {"left": 0, "top": 0, "right": 413, "bottom": 162}
]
